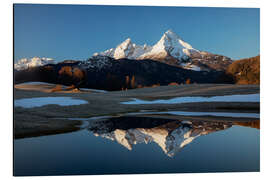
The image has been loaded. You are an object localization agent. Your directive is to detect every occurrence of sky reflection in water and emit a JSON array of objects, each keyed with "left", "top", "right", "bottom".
[{"left": 14, "top": 115, "right": 260, "bottom": 176}]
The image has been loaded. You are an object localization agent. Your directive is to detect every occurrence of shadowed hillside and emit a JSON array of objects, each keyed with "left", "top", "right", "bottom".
[
  {"left": 14, "top": 56, "right": 227, "bottom": 91},
  {"left": 226, "top": 55, "right": 260, "bottom": 85}
]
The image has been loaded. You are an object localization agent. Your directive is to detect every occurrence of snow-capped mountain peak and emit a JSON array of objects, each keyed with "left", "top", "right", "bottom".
[
  {"left": 161, "top": 29, "right": 193, "bottom": 50},
  {"left": 93, "top": 29, "right": 202, "bottom": 62},
  {"left": 114, "top": 38, "right": 134, "bottom": 59},
  {"left": 92, "top": 30, "right": 232, "bottom": 71},
  {"left": 15, "top": 57, "right": 55, "bottom": 70},
  {"left": 94, "top": 37, "right": 153, "bottom": 60},
  {"left": 140, "top": 29, "right": 201, "bottom": 60},
  {"left": 121, "top": 37, "right": 132, "bottom": 46}
]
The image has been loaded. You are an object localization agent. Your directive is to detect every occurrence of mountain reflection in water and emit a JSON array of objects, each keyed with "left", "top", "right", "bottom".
[{"left": 87, "top": 116, "right": 260, "bottom": 157}]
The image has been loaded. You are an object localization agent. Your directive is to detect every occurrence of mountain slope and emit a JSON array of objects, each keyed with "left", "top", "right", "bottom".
[{"left": 14, "top": 56, "right": 226, "bottom": 91}]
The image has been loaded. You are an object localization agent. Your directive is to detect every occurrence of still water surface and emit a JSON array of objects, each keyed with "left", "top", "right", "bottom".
[{"left": 14, "top": 115, "right": 260, "bottom": 176}]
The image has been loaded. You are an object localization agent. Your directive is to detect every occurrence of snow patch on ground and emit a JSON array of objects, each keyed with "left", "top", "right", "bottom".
[
  {"left": 16, "top": 81, "right": 56, "bottom": 86},
  {"left": 79, "top": 88, "right": 108, "bottom": 93},
  {"left": 121, "top": 94, "right": 260, "bottom": 105},
  {"left": 15, "top": 97, "right": 88, "bottom": 108},
  {"left": 126, "top": 111, "right": 259, "bottom": 118}
]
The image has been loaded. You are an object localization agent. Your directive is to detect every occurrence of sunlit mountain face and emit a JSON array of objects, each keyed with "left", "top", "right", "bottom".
[
  {"left": 87, "top": 116, "right": 237, "bottom": 157},
  {"left": 94, "top": 30, "right": 232, "bottom": 71}
]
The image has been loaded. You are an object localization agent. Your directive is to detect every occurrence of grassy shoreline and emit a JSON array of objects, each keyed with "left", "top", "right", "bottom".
[{"left": 14, "top": 84, "right": 260, "bottom": 139}]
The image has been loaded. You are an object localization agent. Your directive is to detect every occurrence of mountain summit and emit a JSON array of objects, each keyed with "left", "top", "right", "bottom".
[
  {"left": 93, "top": 30, "right": 232, "bottom": 71},
  {"left": 15, "top": 57, "right": 55, "bottom": 70},
  {"left": 93, "top": 37, "right": 152, "bottom": 60},
  {"left": 94, "top": 29, "right": 199, "bottom": 61}
]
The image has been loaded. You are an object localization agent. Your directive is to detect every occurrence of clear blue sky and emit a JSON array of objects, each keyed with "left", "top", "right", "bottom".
[{"left": 14, "top": 4, "right": 260, "bottom": 62}]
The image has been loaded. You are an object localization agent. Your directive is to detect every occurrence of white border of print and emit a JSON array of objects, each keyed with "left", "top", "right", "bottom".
[
  {"left": 1, "top": 0, "right": 269, "bottom": 180},
  {"left": 3, "top": 0, "right": 262, "bottom": 7}
]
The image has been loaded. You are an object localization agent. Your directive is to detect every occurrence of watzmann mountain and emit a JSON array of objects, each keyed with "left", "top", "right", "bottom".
[
  {"left": 94, "top": 30, "right": 233, "bottom": 71},
  {"left": 15, "top": 30, "right": 256, "bottom": 90}
]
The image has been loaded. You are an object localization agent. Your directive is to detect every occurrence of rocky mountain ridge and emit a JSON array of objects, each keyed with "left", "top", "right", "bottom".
[{"left": 94, "top": 30, "right": 232, "bottom": 71}]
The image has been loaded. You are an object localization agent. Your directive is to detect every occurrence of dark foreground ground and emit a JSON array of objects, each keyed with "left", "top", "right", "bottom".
[{"left": 14, "top": 84, "right": 260, "bottom": 139}]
